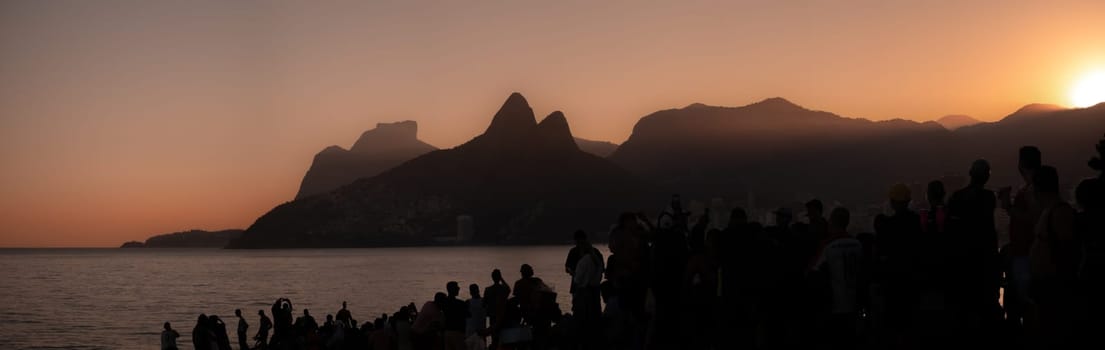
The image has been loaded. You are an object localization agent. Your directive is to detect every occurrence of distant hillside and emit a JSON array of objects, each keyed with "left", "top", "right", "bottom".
[
  {"left": 611, "top": 98, "right": 1104, "bottom": 204},
  {"left": 120, "top": 229, "right": 243, "bottom": 248},
  {"left": 574, "top": 137, "right": 619, "bottom": 157},
  {"left": 230, "top": 93, "right": 650, "bottom": 248},
  {"left": 296, "top": 121, "right": 437, "bottom": 199},
  {"left": 936, "top": 114, "right": 981, "bottom": 130}
]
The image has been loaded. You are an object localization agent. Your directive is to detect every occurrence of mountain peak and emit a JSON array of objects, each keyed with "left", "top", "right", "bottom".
[
  {"left": 485, "top": 92, "right": 537, "bottom": 137},
  {"left": 935, "top": 114, "right": 981, "bottom": 130},
  {"left": 536, "top": 111, "right": 578, "bottom": 151},
  {"left": 1015, "top": 103, "right": 1065, "bottom": 115},
  {"left": 1001, "top": 103, "right": 1067, "bottom": 122},
  {"left": 750, "top": 97, "right": 805, "bottom": 111},
  {"left": 351, "top": 120, "right": 421, "bottom": 152}
]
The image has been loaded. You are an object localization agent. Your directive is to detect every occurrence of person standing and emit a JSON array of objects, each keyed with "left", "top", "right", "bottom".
[
  {"left": 193, "top": 315, "right": 215, "bottom": 350},
  {"left": 235, "top": 309, "right": 249, "bottom": 350},
  {"left": 948, "top": 160, "right": 1001, "bottom": 344},
  {"left": 442, "top": 281, "right": 471, "bottom": 350},
  {"left": 255, "top": 310, "right": 272, "bottom": 348},
  {"left": 572, "top": 233, "right": 605, "bottom": 349},
  {"left": 811, "top": 207, "right": 863, "bottom": 350},
  {"left": 161, "top": 322, "right": 180, "bottom": 350},
  {"left": 1028, "top": 166, "right": 1079, "bottom": 348},
  {"left": 1000, "top": 146, "right": 1043, "bottom": 329},
  {"left": 483, "top": 269, "right": 511, "bottom": 350}
]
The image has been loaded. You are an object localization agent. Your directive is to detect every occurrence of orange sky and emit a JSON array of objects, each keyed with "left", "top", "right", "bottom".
[{"left": 2, "top": 0, "right": 1104, "bottom": 247}]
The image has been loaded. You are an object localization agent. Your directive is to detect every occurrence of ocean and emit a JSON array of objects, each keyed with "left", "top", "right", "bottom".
[{"left": 0, "top": 246, "right": 592, "bottom": 349}]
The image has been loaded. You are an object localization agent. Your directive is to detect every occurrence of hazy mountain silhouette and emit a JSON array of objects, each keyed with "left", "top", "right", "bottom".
[
  {"left": 295, "top": 121, "right": 437, "bottom": 199},
  {"left": 120, "top": 229, "right": 244, "bottom": 248},
  {"left": 574, "top": 137, "right": 619, "bottom": 157},
  {"left": 230, "top": 93, "right": 649, "bottom": 248},
  {"left": 610, "top": 98, "right": 1104, "bottom": 204},
  {"left": 936, "top": 114, "right": 981, "bottom": 130}
]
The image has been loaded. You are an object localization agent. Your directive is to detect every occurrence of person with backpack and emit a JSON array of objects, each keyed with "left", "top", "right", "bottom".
[{"left": 1028, "top": 165, "right": 1079, "bottom": 348}]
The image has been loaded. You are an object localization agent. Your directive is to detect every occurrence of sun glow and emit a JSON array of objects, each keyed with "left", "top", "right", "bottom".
[{"left": 1071, "top": 70, "right": 1105, "bottom": 108}]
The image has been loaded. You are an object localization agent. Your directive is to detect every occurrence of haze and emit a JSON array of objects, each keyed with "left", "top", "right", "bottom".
[{"left": 2, "top": 0, "right": 1104, "bottom": 247}]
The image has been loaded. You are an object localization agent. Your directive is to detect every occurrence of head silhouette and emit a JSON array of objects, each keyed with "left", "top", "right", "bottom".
[
  {"left": 469, "top": 284, "right": 481, "bottom": 298},
  {"left": 235, "top": 309, "right": 241, "bottom": 317},
  {"left": 573, "top": 230, "right": 589, "bottom": 246},
  {"left": 342, "top": 301, "right": 347, "bottom": 310},
  {"left": 970, "top": 159, "right": 991, "bottom": 186},
  {"left": 198, "top": 314, "right": 208, "bottom": 325},
  {"left": 1019, "top": 146, "right": 1042, "bottom": 180},
  {"left": 491, "top": 269, "right": 504, "bottom": 284},
  {"left": 446, "top": 281, "right": 460, "bottom": 297},
  {"left": 805, "top": 199, "right": 824, "bottom": 218},
  {"left": 326, "top": 314, "right": 333, "bottom": 322},
  {"left": 164, "top": 322, "right": 172, "bottom": 330},
  {"left": 520, "top": 264, "right": 534, "bottom": 278},
  {"left": 258, "top": 310, "right": 265, "bottom": 316},
  {"left": 926, "top": 180, "right": 946, "bottom": 207},
  {"left": 434, "top": 292, "right": 447, "bottom": 305},
  {"left": 304, "top": 309, "right": 310, "bottom": 317}
]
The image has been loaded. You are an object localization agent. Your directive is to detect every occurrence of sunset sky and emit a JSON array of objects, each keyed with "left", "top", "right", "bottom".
[{"left": 2, "top": 0, "right": 1104, "bottom": 247}]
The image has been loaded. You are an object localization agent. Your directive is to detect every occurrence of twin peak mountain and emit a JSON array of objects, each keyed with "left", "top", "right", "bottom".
[{"left": 234, "top": 93, "right": 644, "bottom": 248}]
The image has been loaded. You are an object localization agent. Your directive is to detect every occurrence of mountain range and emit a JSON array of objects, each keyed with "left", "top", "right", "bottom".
[
  {"left": 295, "top": 123, "right": 620, "bottom": 199},
  {"left": 610, "top": 98, "right": 1104, "bottom": 204},
  {"left": 230, "top": 93, "right": 648, "bottom": 248},
  {"left": 225, "top": 93, "right": 1103, "bottom": 248}
]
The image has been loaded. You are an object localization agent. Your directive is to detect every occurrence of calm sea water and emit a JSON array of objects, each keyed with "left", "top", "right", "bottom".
[{"left": 0, "top": 246, "right": 594, "bottom": 350}]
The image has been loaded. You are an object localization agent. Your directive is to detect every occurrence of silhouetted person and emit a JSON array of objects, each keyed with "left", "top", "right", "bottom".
[
  {"left": 876, "top": 184, "right": 921, "bottom": 345},
  {"left": 716, "top": 207, "right": 759, "bottom": 348},
  {"left": 947, "top": 160, "right": 1001, "bottom": 341},
  {"left": 270, "top": 298, "right": 292, "bottom": 345},
  {"left": 443, "top": 281, "right": 470, "bottom": 350},
  {"left": 1000, "top": 146, "right": 1043, "bottom": 328},
  {"left": 235, "top": 309, "right": 248, "bottom": 350},
  {"left": 161, "top": 322, "right": 180, "bottom": 350},
  {"left": 412, "top": 292, "right": 446, "bottom": 350},
  {"left": 806, "top": 199, "right": 829, "bottom": 241},
  {"left": 209, "top": 315, "right": 232, "bottom": 350},
  {"left": 571, "top": 232, "right": 604, "bottom": 349},
  {"left": 194, "top": 314, "right": 216, "bottom": 350},
  {"left": 255, "top": 310, "right": 271, "bottom": 348},
  {"left": 484, "top": 269, "right": 511, "bottom": 350},
  {"left": 513, "top": 264, "right": 544, "bottom": 316},
  {"left": 466, "top": 283, "right": 487, "bottom": 339},
  {"left": 1075, "top": 175, "right": 1105, "bottom": 343},
  {"left": 811, "top": 207, "right": 862, "bottom": 350},
  {"left": 607, "top": 211, "right": 649, "bottom": 326},
  {"left": 295, "top": 308, "right": 318, "bottom": 345},
  {"left": 337, "top": 301, "right": 353, "bottom": 328},
  {"left": 566, "top": 229, "right": 588, "bottom": 287},
  {"left": 1028, "top": 165, "right": 1079, "bottom": 348},
  {"left": 916, "top": 180, "right": 951, "bottom": 342}
]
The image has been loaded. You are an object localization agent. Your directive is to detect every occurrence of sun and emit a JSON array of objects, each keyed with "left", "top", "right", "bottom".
[{"left": 1071, "top": 70, "right": 1105, "bottom": 108}]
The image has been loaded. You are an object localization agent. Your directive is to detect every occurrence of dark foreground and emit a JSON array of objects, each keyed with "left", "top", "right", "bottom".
[{"left": 172, "top": 140, "right": 1105, "bottom": 350}]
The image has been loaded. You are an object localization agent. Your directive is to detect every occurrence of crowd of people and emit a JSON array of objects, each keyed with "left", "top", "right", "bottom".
[{"left": 163, "top": 139, "right": 1105, "bottom": 350}]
